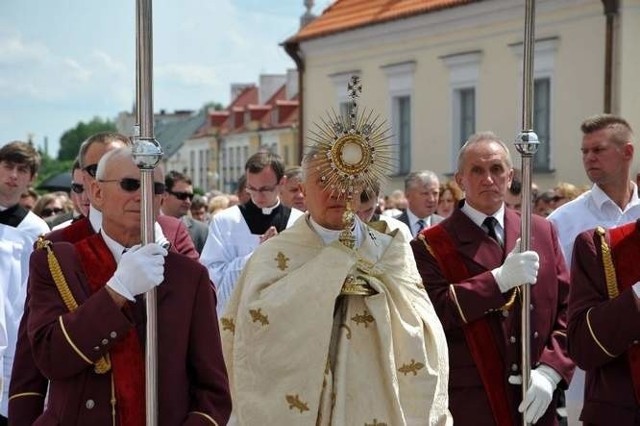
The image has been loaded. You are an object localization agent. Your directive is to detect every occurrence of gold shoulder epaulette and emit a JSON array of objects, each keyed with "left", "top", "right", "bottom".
[
  {"left": 38, "top": 238, "right": 111, "bottom": 374},
  {"left": 596, "top": 226, "right": 619, "bottom": 300}
]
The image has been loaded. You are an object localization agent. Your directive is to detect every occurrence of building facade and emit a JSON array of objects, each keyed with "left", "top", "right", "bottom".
[{"left": 284, "top": 0, "right": 640, "bottom": 192}]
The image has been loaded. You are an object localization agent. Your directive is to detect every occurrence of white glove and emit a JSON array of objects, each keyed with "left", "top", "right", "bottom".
[
  {"left": 509, "top": 366, "right": 560, "bottom": 424},
  {"left": 107, "top": 243, "right": 168, "bottom": 301},
  {"left": 492, "top": 238, "right": 539, "bottom": 293}
]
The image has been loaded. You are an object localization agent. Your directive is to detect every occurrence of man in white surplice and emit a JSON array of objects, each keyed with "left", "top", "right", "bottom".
[
  {"left": 200, "top": 151, "right": 302, "bottom": 314},
  {"left": 221, "top": 149, "right": 451, "bottom": 425}
]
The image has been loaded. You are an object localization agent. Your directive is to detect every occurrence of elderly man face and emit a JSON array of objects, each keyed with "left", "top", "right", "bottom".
[
  {"left": 405, "top": 177, "right": 440, "bottom": 218},
  {"left": 455, "top": 139, "right": 514, "bottom": 216},
  {"left": 302, "top": 160, "right": 361, "bottom": 230},
  {"left": 91, "top": 149, "right": 165, "bottom": 246}
]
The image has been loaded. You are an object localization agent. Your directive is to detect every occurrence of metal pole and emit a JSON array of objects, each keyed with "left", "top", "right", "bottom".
[
  {"left": 133, "top": 0, "right": 163, "bottom": 424},
  {"left": 514, "top": 1, "right": 538, "bottom": 425}
]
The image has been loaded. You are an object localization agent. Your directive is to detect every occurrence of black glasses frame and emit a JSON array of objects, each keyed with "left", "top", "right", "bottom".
[
  {"left": 99, "top": 178, "right": 166, "bottom": 195},
  {"left": 83, "top": 164, "right": 98, "bottom": 178},
  {"left": 167, "top": 190, "right": 194, "bottom": 201},
  {"left": 71, "top": 182, "right": 84, "bottom": 194}
]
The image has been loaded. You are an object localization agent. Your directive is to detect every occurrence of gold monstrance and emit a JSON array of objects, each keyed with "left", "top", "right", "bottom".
[{"left": 307, "top": 76, "right": 394, "bottom": 249}]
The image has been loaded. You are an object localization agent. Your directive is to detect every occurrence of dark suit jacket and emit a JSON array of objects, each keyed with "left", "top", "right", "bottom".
[
  {"left": 9, "top": 215, "right": 198, "bottom": 425},
  {"left": 25, "top": 235, "right": 230, "bottom": 425},
  {"left": 410, "top": 207, "right": 574, "bottom": 426},
  {"left": 568, "top": 222, "right": 640, "bottom": 425},
  {"left": 395, "top": 210, "right": 444, "bottom": 237},
  {"left": 181, "top": 216, "right": 208, "bottom": 255}
]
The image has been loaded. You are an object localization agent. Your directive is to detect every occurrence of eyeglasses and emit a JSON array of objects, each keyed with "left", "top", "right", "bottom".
[
  {"left": 71, "top": 182, "right": 84, "bottom": 194},
  {"left": 167, "top": 190, "right": 194, "bottom": 201},
  {"left": 99, "top": 178, "right": 166, "bottom": 195},
  {"left": 245, "top": 184, "right": 278, "bottom": 194},
  {"left": 83, "top": 164, "right": 98, "bottom": 178},
  {"left": 41, "top": 207, "right": 63, "bottom": 217}
]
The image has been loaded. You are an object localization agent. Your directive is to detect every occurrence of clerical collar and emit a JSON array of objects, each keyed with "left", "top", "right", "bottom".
[
  {"left": 251, "top": 199, "right": 281, "bottom": 215},
  {"left": 308, "top": 215, "right": 364, "bottom": 248},
  {"left": 460, "top": 200, "right": 505, "bottom": 230},
  {"left": 0, "top": 203, "right": 28, "bottom": 227}
]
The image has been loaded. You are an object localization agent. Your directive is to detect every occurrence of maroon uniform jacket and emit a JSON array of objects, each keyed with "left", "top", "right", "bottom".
[
  {"left": 568, "top": 221, "right": 640, "bottom": 425},
  {"left": 9, "top": 215, "right": 200, "bottom": 424},
  {"left": 410, "top": 207, "right": 574, "bottom": 425},
  {"left": 25, "top": 233, "right": 230, "bottom": 425}
]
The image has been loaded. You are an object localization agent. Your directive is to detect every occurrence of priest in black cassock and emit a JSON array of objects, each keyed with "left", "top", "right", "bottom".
[{"left": 199, "top": 151, "right": 303, "bottom": 314}]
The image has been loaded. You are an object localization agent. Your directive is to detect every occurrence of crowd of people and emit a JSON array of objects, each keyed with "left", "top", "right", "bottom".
[{"left": 0, "top": 111, "right": 638, "bottom": 425}]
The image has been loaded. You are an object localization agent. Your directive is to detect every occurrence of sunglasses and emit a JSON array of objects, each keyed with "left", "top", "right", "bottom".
[
  {"left": 41, "top": 207, "right": 63, "bottom": 217},
  {"left": 99, "top": 178, "right": 166, "bottom": 195},
  {"left": 83, "top": 164, "right": 98, "bottom": 178},
  {"left": 167, "top": 190, "right": 194, "bottom": 201},
  {"left": 71, "top": 182, "right": 84, "bottom": 194}
]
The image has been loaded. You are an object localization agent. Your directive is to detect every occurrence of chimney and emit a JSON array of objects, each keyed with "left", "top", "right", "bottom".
[{"left": 300, "top": 0, "right": 315, "bottom": 28}]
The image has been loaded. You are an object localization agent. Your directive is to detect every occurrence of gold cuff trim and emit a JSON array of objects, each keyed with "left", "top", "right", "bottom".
[
  {"left": 449, "top": 284, "right": 468, "bottom": 324},
  {"left": 191, "top": 411, "right": 219, "bottom": 426},
  {"left": 552, "top": 330, "right": 567, "bottom": 337},
  {"left": 586, "top": 308, "right": 615, "bottom": 358},
  {"left": 8, "top": 392, "right": 44, "bottom": 401},
  {"left": 59, "top": 316, "right": 92, "bottom": 365}
]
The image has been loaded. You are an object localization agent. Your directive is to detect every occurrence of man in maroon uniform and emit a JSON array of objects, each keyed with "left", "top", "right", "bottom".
[
  {"left": 25, "top": 147, "right": 230, "bottom": 424},
  {"left": 568, "top": 221, "right": 640, "bottom": 424},
  {"left": 9, "top": 133, "right": 198, "bottom": 424},
  {"left": 411, "top": 132, "right": 574, "bottom": 425}
]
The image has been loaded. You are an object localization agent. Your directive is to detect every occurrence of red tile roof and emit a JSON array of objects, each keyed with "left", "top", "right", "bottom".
[{"left": 288, "top": 0, "right": 478, "bottom": 42}]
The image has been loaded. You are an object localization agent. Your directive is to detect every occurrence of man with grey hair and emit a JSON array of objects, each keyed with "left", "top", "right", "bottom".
[
  {"left": 396, "top": 170, "right": 443, "bottom": 238},
  {"left": 411, "top": 131, "right": 574, "bottom": 425}
]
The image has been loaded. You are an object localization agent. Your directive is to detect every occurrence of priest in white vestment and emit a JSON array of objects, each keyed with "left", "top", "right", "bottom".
[{"left": 221, "top": 145, "right": 452, "bottom": 425}]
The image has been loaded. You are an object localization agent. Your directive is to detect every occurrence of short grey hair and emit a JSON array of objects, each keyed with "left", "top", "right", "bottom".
[
  {"left": 457, "top": 131, "right": 513, "bottom": 172},
  {"left": 404, "top": 170, "right": 439, "bottom": 192}
]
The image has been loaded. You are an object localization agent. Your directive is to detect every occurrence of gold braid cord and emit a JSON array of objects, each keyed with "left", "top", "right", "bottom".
[
  {"left": 596, "top": 226, "right": 619, "bottom": 299},
  {"left": 36, "top": 237, "right": 111, "bottom": 373}
]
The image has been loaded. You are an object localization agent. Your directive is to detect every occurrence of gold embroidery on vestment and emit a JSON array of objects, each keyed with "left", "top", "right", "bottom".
[
  {"left": 398, "top": 359, "right": 425, "bottom": 376},
  {"left": 339, "top": 324, "right": 352, "bottom": 339},
  {"left": 285, "top": 394, "right": 309, "bottom": 413},
  {"left": 274, "top": 251, "right": 290, "bottom": 271},
  {"left": 220, "top": 318, "right": 235, "bottom": 334},
  {"left": 249, "top": 308, "right": 269, "bottom": 326},
  {"left": 351, "top": 310, "right": 374, "bottom": 327}
]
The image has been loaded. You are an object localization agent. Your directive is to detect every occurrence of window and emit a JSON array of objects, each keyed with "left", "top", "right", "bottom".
[
  {"left": 534, "top": 77, "right": 551, "bottom": 171},
  {"left": 382, "top": 61, "right": 416, "bottom": 175},
  {"left": 456, "top": 87, "right": 476, "bottom": 148},
  {"left": 441, "top": 51, "right": 482, "bottom": 168},
  {"left": 329, "top": 70, "right": 361, "bottom": 114},
  {"left": 510, "top": 37, "right": 558, "bottom": 172},
  {"left": 394, "top": 96, "right": 411, "bottom": 174}
]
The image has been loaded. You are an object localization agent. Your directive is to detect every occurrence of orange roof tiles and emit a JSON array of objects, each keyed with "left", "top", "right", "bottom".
[{"left": 289, "top": 0, "right": 478, "bottom": 42}]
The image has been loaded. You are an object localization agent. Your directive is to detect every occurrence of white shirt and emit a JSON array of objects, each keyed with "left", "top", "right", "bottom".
[
  {"left": 460, "top": 201, "right": 506, "bottom": 245},
  {"left": 547, "top": 182, "right": 640, "bottom": 266},
  {"left": 406, "top": 209, "right": 433, "bottom": 238},
  {"left": 200, "top": 205, "right": 304, "bottom": 315}
]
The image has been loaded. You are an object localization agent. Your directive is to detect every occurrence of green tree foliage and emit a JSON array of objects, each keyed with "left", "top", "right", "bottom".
[
  {"left": 58, "top": 117, "right": 117, "bottom": 161},
  {"left": 34, "top": 150, "right": 73, "bottom": 192}
]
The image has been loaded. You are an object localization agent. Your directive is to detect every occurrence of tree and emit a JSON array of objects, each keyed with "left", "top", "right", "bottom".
[{"left": 57, "top": 117, "right": 117, "bottom": 161}]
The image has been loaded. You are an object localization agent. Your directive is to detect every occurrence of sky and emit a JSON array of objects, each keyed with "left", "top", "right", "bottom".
[{"left": 0, "top": 0, "right": 330, "bottom": 158}]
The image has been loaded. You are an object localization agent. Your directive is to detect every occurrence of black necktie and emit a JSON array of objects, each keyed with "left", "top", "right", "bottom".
[
  {"left": 416, "top": 219, "right": 425, "bottom": 235},
  {"left": 483, "top": 216, "right": 500, "bottom": 245}
]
